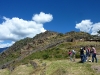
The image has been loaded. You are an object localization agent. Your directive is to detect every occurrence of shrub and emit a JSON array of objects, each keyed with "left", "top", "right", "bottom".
[{"left": 42, "top": 54, "right": 49, "bottom": 59}]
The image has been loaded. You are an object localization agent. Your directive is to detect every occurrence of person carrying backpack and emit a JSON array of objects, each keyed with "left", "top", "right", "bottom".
[
  {"left": 72, "top": 50, "right": 76, "bottom": 61},
  {"left": 68, "top": 50, "right": 73, "bottom": 61}
]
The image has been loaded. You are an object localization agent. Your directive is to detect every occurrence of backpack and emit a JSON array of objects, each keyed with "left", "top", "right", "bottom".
[
  {"left": 72, "top": 50, "right": 76, "bottom": 54},
  {"left": 68, "top": 51, "right": 72, "bottom": 56}
]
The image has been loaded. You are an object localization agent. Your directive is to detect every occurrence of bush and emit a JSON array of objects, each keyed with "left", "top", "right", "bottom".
[
  {"left": 42, "top": 54, "right": 49, "bottom": 59},
  {"left": 75, "top": 52, "right": 80, "bottom": 58},
  {"left": 54, "top": 54, "right": 62, "bottom": 58}
]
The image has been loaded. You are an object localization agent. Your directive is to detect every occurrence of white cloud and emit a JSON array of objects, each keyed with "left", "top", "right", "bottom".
[
  {"left": 32, "top": 12, "right": 53, "bottom": 23},
  {"left": 0, "top": 12, "right": 53, "bottom": 48},
  {"left": 0, "top": 41, "right": 15, "bottom": 48},
  {"left": 75, "top": 20, "right": 100, "bottom": 35},
  {"left": 91, "top": 23, "right": 100, "bottom": 35},
  {"left": 75, "top": 20, "right": 92, "bottom": 33}
]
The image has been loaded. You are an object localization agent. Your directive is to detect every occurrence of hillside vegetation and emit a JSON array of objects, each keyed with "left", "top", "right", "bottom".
[
  {"left": 0, "top": 30, "right": 100, "bottom": 75},
  {"left": 0, "top": 58, "right": 100, "bottom": 75}
]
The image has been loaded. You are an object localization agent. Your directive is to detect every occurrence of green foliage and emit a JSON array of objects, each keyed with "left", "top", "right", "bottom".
[
  {"left": 75, "top": 52, "right": 80, "bottom": 58},
  {"left": 0, "top": 50, "right": 20, "bottom": 65},
  {"left": 21, "top": 47, "right": 68, "bottom": 64},
  {"left": 42, "top": 53, "right": 49, "bottom": 59}
]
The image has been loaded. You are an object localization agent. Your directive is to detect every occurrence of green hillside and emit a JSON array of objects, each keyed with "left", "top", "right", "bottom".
[{"left": 0, "top": 31, "right": 100, "bottom": 75}]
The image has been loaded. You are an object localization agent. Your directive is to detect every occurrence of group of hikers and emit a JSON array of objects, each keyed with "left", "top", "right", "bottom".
[{"left": 68, "top": 46, "right": 97, "bottom": 63}]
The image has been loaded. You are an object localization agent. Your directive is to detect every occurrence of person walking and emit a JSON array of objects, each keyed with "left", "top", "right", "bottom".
[
  {"left": 85, "top": 46, "right": 90, "bottom": 61},
  {"left": 87, "top": 46, "right": 92, "bottom": 62},
  {"left": 91, "top": 46, "right": 97, "bottom": 63},
  {"left": 72, "top": 50, "right": 76, "bottom": 62},
  {"left": 68, "top": 50, "right": 72, "bottom": 61},
  {"left": 80, "top": 47, "right": 85, "bottom": 63},
  {"left": 83, "top": 47, "right": 87, "bottom": 62}
]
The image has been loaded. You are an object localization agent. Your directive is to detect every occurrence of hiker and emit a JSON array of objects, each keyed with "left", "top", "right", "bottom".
[
  {"left": 89, "top": 47, "right": 93, "bottom": 62},
  {"left": 80, "top": 47, "right": 85, "bottom": 63},
  {"left": 91, "top": 46, "right": 97, "bottom": 63},
  {"left": 72, "top": 50, "right": 76, "bottom": 61},
  {"left": 83, "top": 47, "right": 87, "bottom": 62},
  {"left": 68, "top": 50, "right": 72, "bottom": 61},
  {"left": 85, "top": 46, "right": 90, "bottom": 61},
  {"left": 86, "top": 46, "right": 92, "bottom": 62}
]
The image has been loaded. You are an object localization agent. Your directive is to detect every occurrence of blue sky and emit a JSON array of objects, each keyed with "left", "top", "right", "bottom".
[{"left": 0, "top": 0, "right": 100, "bottom": 48}]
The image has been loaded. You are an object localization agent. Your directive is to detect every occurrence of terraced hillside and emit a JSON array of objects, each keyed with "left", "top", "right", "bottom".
[{"left": 0, "top": 31, "right": 100, "bottom": 75}]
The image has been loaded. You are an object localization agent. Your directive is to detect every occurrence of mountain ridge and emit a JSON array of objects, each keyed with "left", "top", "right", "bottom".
[{"left": 0, "top": 30, "right": 100, "bottom": 70}]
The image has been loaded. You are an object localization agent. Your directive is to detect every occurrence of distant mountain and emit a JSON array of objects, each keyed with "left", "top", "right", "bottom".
[{"left": 0, "top": 47, "right": 8, "bottom": 53}]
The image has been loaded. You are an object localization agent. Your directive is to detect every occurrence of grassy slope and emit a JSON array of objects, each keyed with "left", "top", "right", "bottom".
[
  {"left": 0, "top": 41, "right": 100, "bottom": 75},
  {"left": 46, "top": 59, "right": 100, "bottom": 75},
  {"left": 0, "top": 58, "right": 100, "bottom": 75}
]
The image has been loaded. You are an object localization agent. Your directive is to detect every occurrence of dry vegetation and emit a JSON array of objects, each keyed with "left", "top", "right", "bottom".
[{"left": 0, "top": 58, "right": 100, "bottom": 75}]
